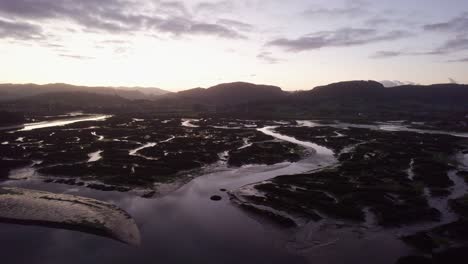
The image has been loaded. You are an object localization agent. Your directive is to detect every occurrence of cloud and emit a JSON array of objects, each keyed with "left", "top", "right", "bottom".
[
  {"left": 372, "top": 35, "right": 468, "bottom": 58},
  {"left": 155, "top": 17, "right": 245, "bottom": 38},
  {"left": 257, "top": 51, "right": 281, "bottom": 64},
  {"left": 436, "top": 36, "right": 468, "bottom": 53},
  {"left": 267, "top": 28, "right": 411, "bottom": 52},
  {"left": 371, "top": 50, "right": 403, "bottom": 59},
  {"left": 423, "top": 13, "right": 468, "bottom": 34},
  {"left": 158, "top": 1, "right": 190, "bottom": 17},
  {"left": 0, "top": 0, "right": 248, "bottom": 39},
  {"left": 217, "top": 19, "right": 254, "bottom": 32},
  {"left": 379, "top": 80, "right": 417, "bottom": 87},
  {"left": 195, "top": 1, "right": 235, "bottom": 14},
  {"left": 420, "top": 13, "right": 468, "bottom": 55},
  {"left": 190, "top": 23, "right": 245, "bottom": 38},
  {"left": 399, "top": 36, "right": 468, "bottom": 56},
  {"left": 0, "top": 18, "right": 44, "bottom": 40},
  {"left": 303, "top": 0, "right": 370, "bottom": 19},
  {"left": 364, "top": 17, "right": 391, "bottom": 27},
  {"left": 59, "top": 54, "right": 95, "bottom": 60},
  {"left": 448, "top": 57, "right": 468, "bottom": 63}
]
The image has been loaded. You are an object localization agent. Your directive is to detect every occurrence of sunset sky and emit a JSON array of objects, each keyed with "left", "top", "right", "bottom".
[{"left": 1, "top": 0, "right": 467, "bottom": 91}]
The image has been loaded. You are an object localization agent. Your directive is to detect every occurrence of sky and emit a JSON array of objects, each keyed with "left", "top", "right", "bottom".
[{"left": 0, "top": 0, "right": 468, "bottom": 91}]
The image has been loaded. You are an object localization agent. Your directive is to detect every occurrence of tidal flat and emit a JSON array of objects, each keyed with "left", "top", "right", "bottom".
[{"left": 1, "top": 113, "right": 468, "bottom": 264}]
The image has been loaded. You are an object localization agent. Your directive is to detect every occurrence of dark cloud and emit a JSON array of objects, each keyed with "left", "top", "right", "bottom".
[
  {"left": 303, "top": 0, "right": 370, "bottom": 18},
  {"left": 371, "top": 22, "right": 468, "bottom": 59},
  {"left": 59, "top": 54, "right": 95, "bottom": 60},
  {"left": 364, "top": 17, "right": 392, "bottom": 27},
  {"left": 217, "top": 19, "right": 254, "bottom": 32},
  {"left": 437, "top": 36, "right": 468, "bottom": 53},
  {"left": 190, "top": 23, "right": 245, "bottom": 38},
  {"left": 371, "top": 50, "right": 403, "bottom": 58},
  {"left": 195, "top": 1, "right": 234, "bottom": 14},
  {"left": 0, "top": 0, "right": 247, "bottom": 39},
  {"left": 155, "top": 17, "right": 245, "bottom": 38},
  {"left": 424, "top": 13, "right": 468, "bottom": 34},
  {"left": 400, "top": 36, "right": 468, "bottom": 56},
  {"left": 0, "top": 18, "right": 43, "bottom": 40},
  {"left": 371, "top": 46, "right": 468, "bottom": 59},
  {"left": 0, "top": 0, "right": 66, "bottom": 19},
  {"left": 419, "top": 13, "right": 468, "bottom": 55},
  {"left": 158, "top": 1, "right": 190, "bottom": 17},
  {"left": 156, "top": 17, "right": 191, "bottom": 35},
  {"left": 448, "top": 57, "right": 468, "bottom": 63},
  {"left": 370, "top": 48, "right": 448, "bottom": 59},
  {"left": 0, "top": 0, "right": 153, "bottom": 33},
  {"left": 257, "top": 51, "right": 281, "bottom": 64},
  {"left": 268, "top": 28, "right": 411, "bottom": 52}
]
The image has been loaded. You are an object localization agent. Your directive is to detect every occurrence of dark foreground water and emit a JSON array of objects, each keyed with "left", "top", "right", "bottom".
[
  {"left": 1, "top": 159, "right": 412, "bottom": 264},
  {"left": 0, "top": 164, "right": 312, "bottom": 264}
]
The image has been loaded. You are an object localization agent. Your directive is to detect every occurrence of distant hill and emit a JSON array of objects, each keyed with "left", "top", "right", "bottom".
[
  {"left": 0, "top": 111, "right": 25, "bottom": 126},
  {"left": 310, "top": 80, "right": 386, "bottom": 97},
  {"left": 0, "top": 83, "right": 170, "bottom": 101},
  {"left": 2, "top": 91, "right": 134, "bottom": 113},
  {"left": 15, "top": 92, "right": 130, "bottom": 108},
  {"left": 17, "top": 91, "right": 128, "bottom": 106},
  {"left": 387, "top": 83, "right": 468, "bottom": 104},
  {"left": 277, "top": 81, "right": 468, "bottom": 119},
  {"left": 164, "top": 82, "right": 286, "bottom": 105}
]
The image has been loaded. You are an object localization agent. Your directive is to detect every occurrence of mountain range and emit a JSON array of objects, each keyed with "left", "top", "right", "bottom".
[
  {"left": 0, "top": 83, "right": 170, "bottom": 101},
  {"left": 1, "top": 81, "right": 467, "bottom": 120}
]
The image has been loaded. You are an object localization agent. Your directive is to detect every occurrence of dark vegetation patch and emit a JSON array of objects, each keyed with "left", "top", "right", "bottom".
[
  {"left": 402, "top": 220, "right": 468, "bottom": 253},
  {"left": 234, "top": 127, "right": 465, "bottom": 227},
  {"left": 228, "top": 141, "right": 303, "bottom": 167},
  {"left": 1, "top": 115, "right": 306, "bottom": 189},
  {"left": 0, "top": 159, "right": 32, "bottom": 179},
  {"left": 449, "top": 195, "right": 468, "bottom": 218},
  {"left": 0, "top": 111, "right": 25, "bottom": 126}
]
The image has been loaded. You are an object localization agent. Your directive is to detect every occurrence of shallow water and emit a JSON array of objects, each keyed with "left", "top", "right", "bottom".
[
  {"left": 129, "top": 143, "right": 157, "bottom": 156},
  {"left": 258, "top": 126, "right": 335, "bottom": 156},
  {"left": 181, "top": 119, "right": 200, "bottom": 128},
  {"left": 88, "top": 150, "right": 103, "bottom": 162},
  {"left": 331, "top": 122, "right": 468, "bottom": 138},
  {"left": 1, "top": 156, "right": 329, "bottom": 264},
  {"left": 19, "top": 115, "right": 111, "bottom": 131}
]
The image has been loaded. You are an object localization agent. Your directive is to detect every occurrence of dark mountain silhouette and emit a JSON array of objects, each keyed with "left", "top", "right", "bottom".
[
  {"left": 4, "top": 92, "right": 132, "bottom": 113},
  {"left": 308, "top": 80, "right": 386, "bottom": 97},
  {"left": 19, "top": 91, "right": 127, "bottom": 105},
  {"left": 388, "top": 84, "right": 468, "bottom": 104},
  {"left": 225, "top": 81, "right": 468, "bottom": 119},
  {"left": 1, "top": 80, "right": 467, "bottom": 119},
  {"left": 167, "top": 82, "right": 286, "bottom": 105},
  {"left": 0, "top": 83, "right": 170, "bottom": 101}
]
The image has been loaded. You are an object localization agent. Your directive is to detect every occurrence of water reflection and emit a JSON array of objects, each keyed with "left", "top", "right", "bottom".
[
  {"left": 1, "top": 169, "right": 306, "bottom": 264},
  {"left": 19, "top": 115, "right": 111, "bottom": 131}
]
